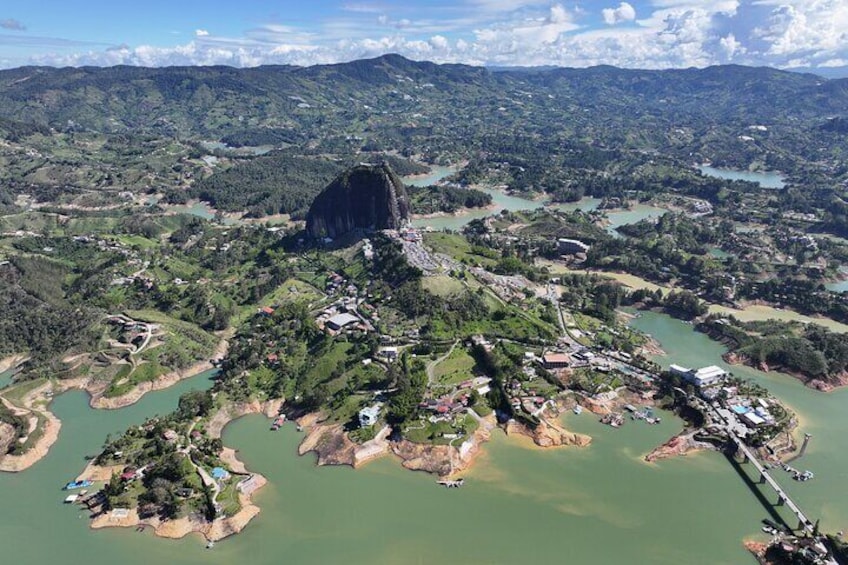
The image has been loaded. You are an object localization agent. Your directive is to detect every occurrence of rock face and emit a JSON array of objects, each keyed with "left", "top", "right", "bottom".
[{"left": 306, "top": 163, "right": 411, "bottom": 239}]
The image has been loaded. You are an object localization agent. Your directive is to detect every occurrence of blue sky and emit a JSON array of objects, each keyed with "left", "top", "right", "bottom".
[{"left": 1, "top": 1, "right": 847, "bottom": 71}]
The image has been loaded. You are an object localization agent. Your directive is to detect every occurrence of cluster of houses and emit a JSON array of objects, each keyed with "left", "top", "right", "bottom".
[
  {"left": 671, "top": 363, "right": 784, "bottom": 440},
  {"left": 687, "top": 199, "right": 714, "bottom": 216},
  {"left": 68, "top": 235, "right": 161, "bottom": 290},
  {"left": 708, "top": 383, "right": 780, "bottom": 439},
  {"left": 416, "top": 376, "right": 492, "bottom": 424},
  {"left": 107, "top": 316, "right": 153, "bottom": 348},
  {"left": 469, "top": 266, "right": 530, "bottom": 301},
  {"left": 387, "top": 227, "right": 440, "bottom": 273},
  {"left": 496, "top": 352, "right": 559, "bottom": 417},
  {"left": 398, "top": 228, "right": 422, "bottom": 243},
  {"left": 316, "top": 272, "right": 377, "bottom": 334}
]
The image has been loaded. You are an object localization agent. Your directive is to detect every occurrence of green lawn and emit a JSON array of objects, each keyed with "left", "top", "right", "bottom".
[
  {"left": 433, "top": 347, "right": 476, "bottom": 385},
  {"left": 216, "top": 480, "right": 242, "bottom": 517},
  {"left": 423, "top": 232, "right": 497, "bottom": 267},
  {"left": 404, "top": 413, "right": 479, "bottom": 445},
  {"left": 422, "top": 275, "right": 464, "bottom": 297},
  {"left": 306, "top": 342, "right": 354, "bottom": 384},
  {"left": 110, "top": 234, "right": 158, "bottom": 250},
  {"left": 263, "top": 278, "right": 323, "bottom": 307},
  {"left": 1, "top": 378, "right": 47, "bottom": 405}
]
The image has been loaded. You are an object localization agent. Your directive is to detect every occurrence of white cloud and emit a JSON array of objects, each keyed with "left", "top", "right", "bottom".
[
  {"left": 753, "top": 0, "right": 848, "bottom": 58},
  {"left": 429, "top": 35, "right": 449, "bottom": 50},
  {"left": 13, "top": 0, "right": 848, "bottom": 73},
  {"left": 474, "top": 4, "right": 580, "bottom": 49},
  {"left": 341, "top": 3, "right": 385, "bottom": 13},
  {"left": 467, "top": 0, "right": 550, "bottom": 13},
  {"left": 718, "top": 33, "right": 745, "bottom": 59},
  {"left": 819, "top": 58, "right": 848, "bottom": 68},
  {"left": 602, "top": 3, "right": 636, "bottom": 25}
]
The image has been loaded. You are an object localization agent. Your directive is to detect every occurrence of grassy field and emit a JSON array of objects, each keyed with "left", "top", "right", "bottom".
[
  {"left": 306, "top": 342, "right": 354, "bottom": 384},
  {"left": 433, "top": 347, "right": 476, "bottom": 385},
  {"left": 1, "top": 378, "right": 47, "bottom": 405},
  {"left": 217, "top": 479, "right": 242, "bottom": 517},
  {"left": 422, "top": 275, "right": 465, "bottom": 297},
  {"left": 405, "top": 413, "right": 479, "bottom": 445},
  {"left": 265, "top": 278, "right": 324, "bottom": 306},
  {"left": 109, "top": 234, "right": 158, "bottom": 250},
  {"left": 423, "top": 232, "right": 497, "bottom": 267}
]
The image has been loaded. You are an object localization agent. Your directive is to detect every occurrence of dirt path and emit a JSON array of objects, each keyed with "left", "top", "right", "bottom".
[{"left": 426, "top": 339, "right": 459, "bottom": 386}]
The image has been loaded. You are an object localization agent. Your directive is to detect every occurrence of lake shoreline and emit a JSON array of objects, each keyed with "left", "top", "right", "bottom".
[
  {"left": 410, "top": 202, "right": 499, "bottom": 221},
  {"left": 296, "top": 406, "right": 591, "bottom": 480},
  {"left": 0, "top": 354, "right": 28, "bottom": 375},
  {"left": 0, "top": 338, "right": 228, "bottom": 473},
  {"left": 721, "top": 351, "right": 848, "bottom": 393},
  {"left": 84, "top": 398, "right": 281, "bottom": 543}
]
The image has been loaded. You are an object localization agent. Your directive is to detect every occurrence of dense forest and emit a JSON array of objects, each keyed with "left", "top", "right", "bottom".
[
  {"left": 0, "top": 257, "right": 98, "bottom": 366},
  {"left": 407, "top": 184, "right": 492, "bottom": 214},
  {"left": 699, "top": 316, "right": 848, "bottom": 382}
]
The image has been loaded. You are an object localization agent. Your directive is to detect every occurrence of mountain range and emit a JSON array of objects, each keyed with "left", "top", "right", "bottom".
[{"left": 1, "top": 54, "right": 846, "bottom": 140}]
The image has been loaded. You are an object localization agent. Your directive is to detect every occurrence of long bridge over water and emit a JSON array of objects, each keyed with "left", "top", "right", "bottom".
[
  {"left": 699, "top": 396, "right": 817, "bottom": 535},
  {"left": 727, "top": 431, "right": 814, "bottom": 533}
]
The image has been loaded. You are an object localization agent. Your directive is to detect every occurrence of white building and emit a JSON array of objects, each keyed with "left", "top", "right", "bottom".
[
  {"left": 358, "top": 404, "right": 382, "bottom": 427},
  {"left": 326, "top": 312, "right": 359, "bottom": 331},
  {"left": 670, "top": 364, "right": 727, "bottom": 388},
  {"left": 557, "top": 238, "right": 590, "bottom": 255},
  {"left": 379, "top": 346, "right": 399, "bottom": 361}
]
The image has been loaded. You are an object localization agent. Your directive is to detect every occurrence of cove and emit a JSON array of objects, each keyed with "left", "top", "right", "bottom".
[
  {"left": 0, "top": 371, "right": 218, "bottom": 565},
  {"left": 698, "top": 165, "right": 786, "bottom": 189},
  {"left": 407, "top": 167, "right": 665, "bottom": 234},
  {"left": 3, "top": 365, "right": 770, "bottom": 563}
]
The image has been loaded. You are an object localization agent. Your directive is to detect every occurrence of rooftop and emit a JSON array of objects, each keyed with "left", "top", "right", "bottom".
[{"left": 327, "top": 312, "right": 359, "bottom": 329}]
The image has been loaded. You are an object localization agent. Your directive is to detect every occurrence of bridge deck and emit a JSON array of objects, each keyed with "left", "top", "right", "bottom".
[{"left": 728, "top": 432, "right": 813, "bottom": 533}]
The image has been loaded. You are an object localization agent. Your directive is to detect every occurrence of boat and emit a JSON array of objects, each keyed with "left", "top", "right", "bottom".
[
  {"left": 271, "top": 415, "right": 286, "bottom": 431},
  {"left": 206, "top": 540, "right": 215, "bottom": 549},
  {"left": 64, "top": 494, "right": 79, "bottom": 504},
  {"left": 600, "top": 412, "right": 624, "bottom": 428},
  {"left": 762, "top": 519, "right": 782, "bottom": 531},
  {"left": 572, "top": 405, "right": 583, "bottom": 415},
  {"left": 793, "top": 470, "right": 814, "bottom": 482},
  {"left": 63, "top": 480, "right": 93, "bottom": 490}
]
